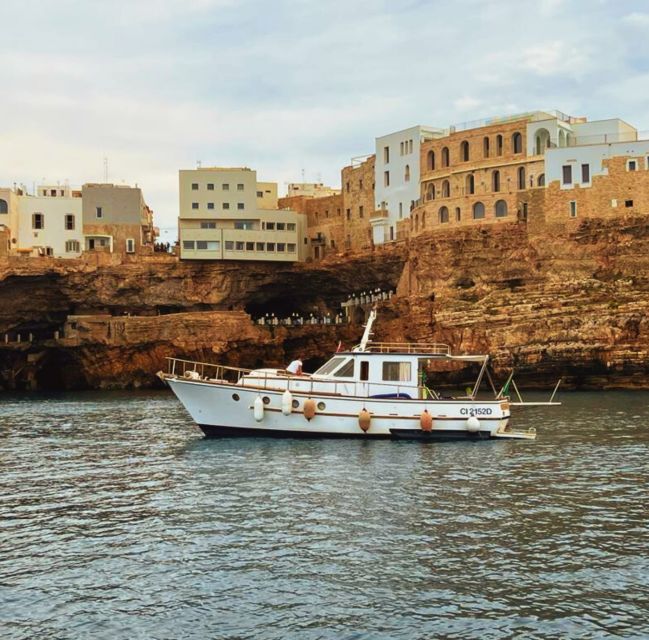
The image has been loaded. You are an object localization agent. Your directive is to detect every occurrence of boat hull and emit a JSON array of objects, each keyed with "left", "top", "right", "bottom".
[{"left": 165, "top": 377, "right": 528, "bottom": 440}]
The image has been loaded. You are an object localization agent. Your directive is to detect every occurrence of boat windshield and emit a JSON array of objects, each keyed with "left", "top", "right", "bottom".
[{"left": 314, "top": 356, "right": 347, "bottom": 376}]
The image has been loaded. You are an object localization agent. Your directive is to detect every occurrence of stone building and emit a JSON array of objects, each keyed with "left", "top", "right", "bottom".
[
  {"left": 178, "top": 167, "right": 307, "bottom": 262},
  {"left": 82, "top": 183, "right": 156, "bottom": 255},
  {"left": 285, "top": 183, "right": 340, "bottom": 198}
]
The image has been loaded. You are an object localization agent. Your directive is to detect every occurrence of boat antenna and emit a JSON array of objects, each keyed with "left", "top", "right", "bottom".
[{"left": 355, "top": 307, "right": 377, "bottom": 352}]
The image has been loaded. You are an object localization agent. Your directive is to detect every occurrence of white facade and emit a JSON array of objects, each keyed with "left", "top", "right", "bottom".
[
  {"left": 545, "top": 140, "right": 649, "bottom": 189},
  {"left": 16, "top": 187, "right": 83, "bottom": 257},
  {"left": 373, "top": 125, "right": 443, "bottom": 244}
]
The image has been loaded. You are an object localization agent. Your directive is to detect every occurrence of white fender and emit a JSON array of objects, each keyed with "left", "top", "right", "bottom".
[
  {"left": 254, "top": 396, "right": 264, "bottom": 422},
  {"left": 281, "top": 389, "right": 293, "bottom": 416},
  {"left": 466, "top": 416, "right": 480, "bottom": 433}
]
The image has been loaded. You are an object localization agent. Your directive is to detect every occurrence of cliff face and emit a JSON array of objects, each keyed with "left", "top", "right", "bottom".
[{"left": 1, "top": 216, "right": 648, "bottom": 390}]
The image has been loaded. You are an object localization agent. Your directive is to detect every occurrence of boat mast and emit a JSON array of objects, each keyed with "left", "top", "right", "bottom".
[{"left": 355, "top": 307, "right": 377, "bottom": 352}]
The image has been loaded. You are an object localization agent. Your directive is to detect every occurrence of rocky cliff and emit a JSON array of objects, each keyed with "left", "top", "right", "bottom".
[{"left": 1, "top": 216, "right": 648, "bottom": 390}]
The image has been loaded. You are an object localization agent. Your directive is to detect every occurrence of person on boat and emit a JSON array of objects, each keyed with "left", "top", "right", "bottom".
[{"left": 286, "top": 357, "right": 303, "bottom": 376}]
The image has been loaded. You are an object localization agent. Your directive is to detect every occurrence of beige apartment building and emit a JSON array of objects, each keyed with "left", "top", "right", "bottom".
[{"left": 178, "top": 167, "right": 307, "bottom": 262}]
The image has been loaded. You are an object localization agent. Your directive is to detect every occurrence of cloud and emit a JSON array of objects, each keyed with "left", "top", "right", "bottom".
[{"left": 621, "top": 11, "right": 649, "bottom": 26}]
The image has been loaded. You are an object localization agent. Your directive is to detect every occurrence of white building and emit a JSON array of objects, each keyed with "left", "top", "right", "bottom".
[
  {"left": 372, "top": 125, "right": 444, "bottom": 244},
  {"left": 16, "top": 185, "right": 84, "bottom": 257}
]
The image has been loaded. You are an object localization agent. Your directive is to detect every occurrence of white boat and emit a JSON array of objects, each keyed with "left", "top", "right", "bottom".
[{"left": 160, "top": 310, "right": 553, "bottom": 441}]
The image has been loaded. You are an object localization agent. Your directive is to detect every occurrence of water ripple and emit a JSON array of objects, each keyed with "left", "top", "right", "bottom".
[{"left": 0, "top": 390, "right": 648, "bottom": 639}]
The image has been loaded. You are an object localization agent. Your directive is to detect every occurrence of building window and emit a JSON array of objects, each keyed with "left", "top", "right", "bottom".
[
  {"left": 625, "top": 200, "right": 633, "bottom": 208},
  {"left": 569, "top": 201, "right": 577, "bottom": 217},
  {"left": 409, "top": 139, "right": 413, "bottom": 153},
  {"left": 426, "top": 184, "right": 435, "bottom": 201},
  {"left": 223, "top": 203, "right": 230, "bottom": 210},
  {"left": 266, "top": 222, "right": 275, "bottom": 230},
  {"left": 346, "top": 208, "right": 351, "bottom": 220},
  {"left": 287, "top": 243, "right": 296, "bottom": 252},
  {"left": 32, "top": 213, "right": 44, "bottom": 229},
  {"left": 267, "top": 242, "right": 275, "bottom": 252},
  {"left": 345, "top": 181, "right": 350, "bottom": 193},
  {"left": 473, "top": 202, "right": 485, "bottom": 219},
  {"left": 256, "top": 242, "right": 265, "bottom": 251},
  {"left": 207, "top": 241, "right": 220, "bottom": 250},
  {"left": 225, "top": 241, "right": 234, "bottom": 250},
  {"left": 359, "top": 179, "right": 363, "bottom": 189},
  {"left": 562, "top": 165, "right": 572, "bottom": 185},
  {"left": 223, "top": 183, "right": 229, "bottom": 190},
  {"left": 246, "top": 241, "right": 254, "bottom": 251},
  {"left": 399, "top": 202, "right": 403, "bottom": 218},
  {"left": 276, "top": 222, "right": 286, "bottom": 230},
  {"left": 183, "top": 240, "right": 195, "bottom": 250},
  {"left": 427, "top": 150, "right": 435, "bottom": 170},
  {"left": 460, "top": 140, "right": 469, "bottom": 162},
  {"left": 455, "top": 207, "right": 461, "bottom": 222},
  {"left": 207, "top": 183, "right": 214, "bottom": 191},
  {"left": 277, "top": 243, "right": 286, "bottom": 252},
  {"left": 627, "top": 160, "right": 637, "bottom": 172},
  {"left": 496, "top": 135, "right": 503, "bottom": 155},
  {"left": 439, "top": 206, "right": 449, "bottom": 223},
  {"left": 400, "top": 141, "right": 404, "bottom": 156},
  {"left": 495, "top": 200, "right": 508, "bottom": 217},
  {"left": 237, "top": 203, "right": 244, "bottom": 210},
  {"left": 517, "top": 166, "right": 526, "bottom": 190},
  {"left": 483, "top": 137, "right": 490, "bottom": 158},
  {"left": 581, "top": 164, "right": 590, "bottom": 183},
  {"left": 192, "top": 202, "right": 199, "bottom": 209},
  {"left": 384, "top": 171, "right": 390, "bottom": 187},
  {"left": 200, "top": 221, "right": 216, "bottom": 229},
  {"left": 235, "top": 241, "right": 244, "bottom": 251},
  {"left": 64, "top": 214, "right": 75, "bottom": 230},
  {"left": 207, "top": 202, "right": 214, "bottom": 210},
  {"left": 96, "top": 206, "right": 103, "bottom": 219},
  {"left": 466, "top": 174, "right": 475, "bottom": 195},
  {"left": 441, "top": 147, "right": 450, "bottom": 167},
  {"left": 538, "top": 173, "right": 545, "bottom": 187},
  {"left": 237, "top": 184, "right": 244, "bottom": 191},
  {"left": 234, "top": 220, "right": 254, "bottom": 230},
  {"left": 512, "top": 132, "right": 523, "bottom": 154},
  {"left": 191, "top": 183, "right": 198, "bottom": 190},
  {"left": 126, "top": 238, "right": 136, "bottom": 253},
  {"left": 256, "top": 191, "right": 263, "bottom": 197},
  {"left": 359, "top": 206, "right": 364, "bottom": 218},
  {"left": 492, "top": 170, "right": 500, "bottom": 192},
  {"left": 197, "top": 241, "right": 208, "bottom": 250},
  {"left": 383, "top": 146, "right": 390, "bottom": 163},
  {"left": 0, "top": 199, "right": 8, "bottom": 214},
  {"left": 65, "top": 240, "right": 80, "bottom": 252},
  {"left": 287, "top": 223, "right": 296, "bottom": 231},
  {"left": 404, "top": 165, "right": 410, "bottom": 182}
]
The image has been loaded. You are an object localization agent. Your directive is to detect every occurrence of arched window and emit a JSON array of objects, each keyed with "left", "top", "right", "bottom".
[
  {"left": 460, "top": 140, "right": 470, "bottom": 162},
  {"left": 442, "top": 180, "right": 450, "bottom": 198},
  {"left": 517, "top": 166, "right": 526, "bottom": 190},
  {"left": 439, "top": 206, "right": 449, "bottom": 223},
  {"left": 455, "top": 207, "right": 461, "bottom": 222},
  {"left": 537, "top": 173, "right": 545, "bottom": 187},
  {"left": 496, "top": 134, "right": 503, "bottom": 155},
  {"left": 405, "top": 165, "right": 410, "bottom": 182},
  {"left": 441, "top": 146, "right": 450, "bottom": 167},
  {"left": 473, "top": 202, "right": 485, "bottom": 219},
  {"left": 466, "top": 174, "right": 475, "bottom": 195},
  {"left": 495, "top": 200, "right": 508, "bottom": 217},
  {"left": 558, "top": 129, "right": 566, "bottom": 147},
  {"left": 512, "top": 132, "right": 522, "bottom": 154},
  {"left": 492, "top": 170, "right": 500, "bottom": 192},
  {"left": 427, "top": 150, "right": 435, "bottom": 170},
  {"left": 0, "top": 199, "right": 7, "bottom": 214},
  {"left": 426, "top": 183, "right": 436, "bottom": 201},
  {"left": 535, "top": 128, "right": 551, "bottom": 154},
  {"left": 414, "top": 214, "right": 419, "bottom": 231},
  {"left": 483, "top": 136, "right": 490, "bottom": 158},
  {"left": 422, "top": 212, "right": 426, "bottom": 228}
]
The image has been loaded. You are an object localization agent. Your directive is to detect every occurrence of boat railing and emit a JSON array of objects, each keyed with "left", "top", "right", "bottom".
[
  {"left": 165, "top": 357, "right": 429, "bottom": 399},
  {"left": 354, "top": 341, "right": 451, "bottom": 355}
]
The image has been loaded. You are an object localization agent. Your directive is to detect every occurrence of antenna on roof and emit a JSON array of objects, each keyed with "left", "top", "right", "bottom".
[{"left": 104, "top": 157, "right": 109, "bottom": 183}]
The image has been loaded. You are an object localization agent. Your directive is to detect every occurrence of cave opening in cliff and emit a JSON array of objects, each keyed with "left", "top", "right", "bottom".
[{"left": 35, "top": 350, "right": 89, "bottom": 390}]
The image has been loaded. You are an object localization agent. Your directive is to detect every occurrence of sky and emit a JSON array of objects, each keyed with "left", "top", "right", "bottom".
[{"left": 1, "top": 0, "right": 648, "bottom": 235}]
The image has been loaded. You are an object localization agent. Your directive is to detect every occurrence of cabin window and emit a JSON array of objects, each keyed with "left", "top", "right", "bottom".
[
  {"left": 334, "top": 359, "right": 355, "bottom": 378},
  {"left": 382, "top": 361, "right": 411, "bottom": 382},
  {"left": 360, "top": 361, "right": 369, "bottom": 381},
  {"left": 314, "top": 357, "right": 346, "bottom": 376}
]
